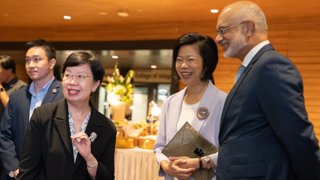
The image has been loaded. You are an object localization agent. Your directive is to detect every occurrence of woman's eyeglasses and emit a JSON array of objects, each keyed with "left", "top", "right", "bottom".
[{"left": 62, "top": 73, "right": 91, "bottom": 81}]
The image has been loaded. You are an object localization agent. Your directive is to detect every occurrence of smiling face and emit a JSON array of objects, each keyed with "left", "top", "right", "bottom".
[
  {"left": 215, "top": 11, "right": 248, "bottom": 59},
  {"left": 62, "top": 63, "right": 100, "bottom": 105},
  {"left": 217, "top": 29, "right": 248, "bottom": 58},
  {"left": 175, "top": 44, "right": 204, "bottom": 86}
]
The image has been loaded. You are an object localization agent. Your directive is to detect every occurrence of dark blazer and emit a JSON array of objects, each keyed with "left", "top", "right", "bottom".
[
  {"left": 0, "top": 78, "right": 27, "bottom": 119},
  {"left": 17, "top": 99, "right": 116, "bottom": 180},
  {"left": 0, "top": 79, "right": 63, "bottom": 179},
  {"left": 217, "top": 44, "right": 320, "bottom": 180}
]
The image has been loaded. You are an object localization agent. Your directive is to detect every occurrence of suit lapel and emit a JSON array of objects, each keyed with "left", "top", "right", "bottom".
[
  {"left": 219, "top": 44, "right": 275, "bottom": 131},
  {"left": 192, "top": 81, "right": 215, "bottom": 130},
  {"left": 53, "top": 100, "right": 74, "bottom": 159},
  {"left": 42, "top": 79, "right": 62, "bottom": 104},
  {"left": 167, "top": 88, "right": 186, "bottom": 141},
  {"left": 23, "top": 86, "right": 32, "bottom": 130}
]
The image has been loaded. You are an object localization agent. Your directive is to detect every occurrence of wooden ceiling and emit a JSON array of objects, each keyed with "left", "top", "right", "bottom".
[{"left": 1, "top": 0, "right": 320, "bottom": 42}]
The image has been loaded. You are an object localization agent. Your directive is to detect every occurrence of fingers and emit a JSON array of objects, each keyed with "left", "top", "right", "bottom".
[
  {"left": 173, "top": 159, "right": 187, "bottom": 166},
  {"left": 169, "top": 156, "right": 190, "bottom": 161},
  {"left": 169, "top": 158, "right": 187, "bottom": 165},
  {"left": 168, "top": 157, "right": 197, "bottom": 178},
  {"left": 170, "top": 160, "right": 195, "bottom": 173},
  {"left": 163, "top": 160, "right": 195, "bottom": 180},
  {"left": 71, "top": 132, "right": 89, "bottom": 143},
  {"left": 169, "top": 162, "right": 194, "bottom": 180},
  {"left": 176, "top": 166, "right": 195, "bottom": 174}
]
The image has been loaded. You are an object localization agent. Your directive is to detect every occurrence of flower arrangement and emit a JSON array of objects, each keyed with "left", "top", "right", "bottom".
[{"left": 106, "top": 64, "right": 134, "bottom": 106}]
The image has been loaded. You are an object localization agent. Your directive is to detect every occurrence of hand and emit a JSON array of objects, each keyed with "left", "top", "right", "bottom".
[
  {"left": 169, "top": 156, "right": 199, "bottom": 169},
  {"left": 9, "top": 169, "right": 19, "bottom": 179},
  {"left": 14, "top": 169, "right": 19, "bottom": 179},
  {"left": 71, "top": 132, "right": 91, "bottom": 160},
  {"left": 160, "top": 157, "right": 195, "bottom": 180}
]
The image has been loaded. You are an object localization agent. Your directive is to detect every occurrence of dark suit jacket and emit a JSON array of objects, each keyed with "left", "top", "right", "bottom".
[
  {"left": 0, "top": 78, "right": 27, "bottom": 179},
  {"left": 217, "top": 44, "right": 320, "bottom": 180},
  {"left": 0, "top": 79, "right": 64, "bottom": 179},
  {"left": 17, "top": 99, "right": 116, "bottom": 180},
  {"left": 0, "top": 78, "right": 27, "bottom": 119}
]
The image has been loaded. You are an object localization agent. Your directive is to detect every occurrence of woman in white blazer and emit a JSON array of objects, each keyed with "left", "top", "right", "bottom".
[{"left": 154, "top": 32, "right": 227, "bottom": 180}]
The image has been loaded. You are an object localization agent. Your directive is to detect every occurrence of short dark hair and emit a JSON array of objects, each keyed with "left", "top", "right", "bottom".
[
  {"left": 25, "top": 39, "right": 56, "bottom": 60},
  {"left": 0, "top": 55, "right": 16, "bottom": 73},
  {"left": 62, "top": 51, "right": 105, "bottom": 85},
  {"left": 172, "top": 32, "right": 218, "bottom": 84}
]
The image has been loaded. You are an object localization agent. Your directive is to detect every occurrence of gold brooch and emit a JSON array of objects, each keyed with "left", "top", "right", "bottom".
[{"left": 197, "top": 107, "right": 209, "bottom": 120}]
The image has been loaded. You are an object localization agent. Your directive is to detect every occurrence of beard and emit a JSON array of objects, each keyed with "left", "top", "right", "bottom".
[{"left": 224, "top": 35, "right": 247, "bottom": 58}]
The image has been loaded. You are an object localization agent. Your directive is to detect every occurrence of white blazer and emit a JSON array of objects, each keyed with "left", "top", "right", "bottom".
[{"left": 154, "top": 81, "right": 227, "bottom": 179}]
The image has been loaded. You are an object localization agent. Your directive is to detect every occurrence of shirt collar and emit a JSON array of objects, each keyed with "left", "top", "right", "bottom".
[
  {"left": 2, "top": 76, "right": 19, "bottom": 90},
  {"left": 29, "top": 77, "right": 55, "bottom": 96},
  {"left": 242, "top": 40, "right": 270, "bottom": 67}
]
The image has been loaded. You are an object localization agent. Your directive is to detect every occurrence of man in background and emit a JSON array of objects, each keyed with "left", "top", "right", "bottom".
[
  {"left": 0, "top": 55, "right": 27, "bottom": 120},
  {"left": 0, "top": 39, "right": 64, "bottom": 179},
  {"left": 215, "top": 1, "right": 320, "bottom": 179},
  {"left": 0, "top": 56, "right": 27, "bottom": 179}
]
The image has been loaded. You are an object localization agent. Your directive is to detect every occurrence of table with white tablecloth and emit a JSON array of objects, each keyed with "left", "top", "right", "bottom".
[{"left": 115, "top": 148, "right": 164, "bottom": 180}]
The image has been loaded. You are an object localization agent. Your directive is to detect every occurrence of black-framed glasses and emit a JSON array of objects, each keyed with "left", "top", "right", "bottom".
[
  {"left": 216, "top": 21, "right": 247, "bottom": 37},
  {"left": 63, "top": 73, "right": 91, "bottom": 81}
]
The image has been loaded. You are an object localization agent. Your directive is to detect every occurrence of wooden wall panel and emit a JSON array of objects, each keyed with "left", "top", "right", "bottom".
[{"left": 215, "top": 17, "right": 320, "bottom": 139}]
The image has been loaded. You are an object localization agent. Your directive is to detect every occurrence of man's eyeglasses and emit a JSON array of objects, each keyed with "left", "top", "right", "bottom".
[
  {"left": 63, "top": 73, "right": 91, "bottom": 81},
  {"left": 216, "top": 21, "right": 247, "bottom": 37}
]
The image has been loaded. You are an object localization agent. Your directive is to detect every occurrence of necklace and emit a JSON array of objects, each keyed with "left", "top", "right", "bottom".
[
  {"left": 184, "top": 81, "right": 209, "bottom": 104},
  {"left": 184, "top": 81, "right": 210, "bottom": 121}
]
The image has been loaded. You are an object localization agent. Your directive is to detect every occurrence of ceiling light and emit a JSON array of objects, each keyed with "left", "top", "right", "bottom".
[
  {"left": 210, "top": 9, "right": 219, "bottom": 14},
  {"left": 63, "top": 15, "right": 72, "bottom": 20},
  {"left": 117, "top": 9, "right": 129, "bottom": 17},
  {"left": 112, "top": 55, "right": 119, "bottom": 59},
  {"left": 98, "top": 12, "right": 108, "bottom": 16},
  {"left": 150, "top": 65, "right": 157, "bottom": 69}
]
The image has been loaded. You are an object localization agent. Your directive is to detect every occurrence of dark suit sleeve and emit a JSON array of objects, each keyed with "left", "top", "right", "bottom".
[
  {"left": 258, "top": 56, "right": 320, "bottom": 179},
  {"left": 0, "top": 96, "right": 20, "bottom": 174},
  {"left": 96, "top": 124, "right": 116, "bottom": 180},
  {"left": 17, "top": 108, "right": 43, "bottom": 180}
]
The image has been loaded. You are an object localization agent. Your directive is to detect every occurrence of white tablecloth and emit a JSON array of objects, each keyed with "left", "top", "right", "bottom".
[{"left": 115, "top": 148, "right": 164, "bottom": 180}]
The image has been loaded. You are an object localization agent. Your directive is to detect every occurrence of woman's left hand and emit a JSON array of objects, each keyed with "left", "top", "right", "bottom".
[
  {"left": 71, "top": 132, "right": 91, "bottom": 160},
  {"left": 169, "top": 156, "right": 199, "bottom": 169}
]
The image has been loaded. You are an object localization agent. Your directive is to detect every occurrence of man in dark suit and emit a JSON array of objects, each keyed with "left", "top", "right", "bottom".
[
  {"left": 0, "top": 55, "right": 27, "bottom": 120},
  {"left": 0, "top": 39, "right": 64, "bottom": 179},
  {"left": 214, "top": 1, "right": 320, "bottom": 180}
]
